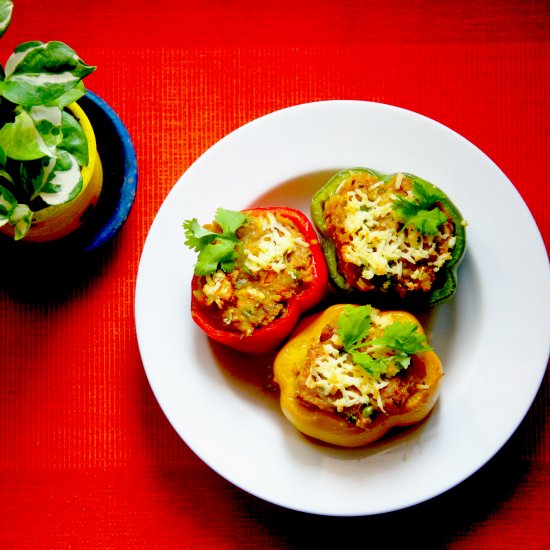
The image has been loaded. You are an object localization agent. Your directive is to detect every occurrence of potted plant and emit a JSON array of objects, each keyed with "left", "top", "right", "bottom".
[{"left": 0, "top": 0, "right": 102, "bottom": 242}]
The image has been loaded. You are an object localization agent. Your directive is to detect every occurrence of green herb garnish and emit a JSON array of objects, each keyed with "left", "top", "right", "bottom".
[
  {"left": 368, "top": 321, "right": 432, "bottom": 355},
  {"left": 337, "top": 303, "right": 373, "bottom": 350},
  {"left": 393, "top": 178, "right": 448, "bottom": 235},
  {"left": 337, "top": 305, "right": 432, "bottom": 378},
  {"left": 183, "top": 208, "right": 248, "bottom": 276}
]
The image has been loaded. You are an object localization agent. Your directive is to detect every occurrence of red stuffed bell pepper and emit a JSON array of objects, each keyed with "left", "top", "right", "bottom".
[{"left": 183, "top": 206, "right": 328, "bottom": 353}]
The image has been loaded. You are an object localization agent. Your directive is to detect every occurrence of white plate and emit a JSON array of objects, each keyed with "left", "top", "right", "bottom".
[{"left": 135, "top": 100, "right": 550, "bottom": 516}]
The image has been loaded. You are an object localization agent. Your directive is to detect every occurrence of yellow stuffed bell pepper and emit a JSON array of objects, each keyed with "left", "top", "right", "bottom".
[{"left": 273, "top": 303, "right": 443, "bottom": 447}]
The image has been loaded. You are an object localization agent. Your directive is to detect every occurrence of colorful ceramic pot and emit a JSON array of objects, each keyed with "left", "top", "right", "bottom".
[{"left": 0, "top": 101, "right": 103, "bottom": 242}]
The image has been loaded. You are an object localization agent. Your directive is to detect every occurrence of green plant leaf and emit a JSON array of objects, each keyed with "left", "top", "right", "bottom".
[
  {"left": 31, "top": 150, "right": 82, "bottom": 205},
  {"left": 2, "top": 41, "right": 96, "bottom": 106},
  {"left": 0, "top": 182, "right": 16, "bottom": 225},
  {"left": 0, "top": 167, "right": 13, "bottom": 185},
  {"left": 58, "top": 110, "right": 88, "bottom": 166},
  {"left": 0, "top": 107, "right": 54, "bottom": 160},
  {"left": 29, "top": 105, "right": 63, "bottom": 148},
  {"left": 0, "top": 144, "right": 6, "bottom": 165},
  {"left": 47, "top": 81, "right": 86, "bottom": 108},
  {"left": 9, "top": 203, "right": 33, "bottom": 240},
  {"left": 0, "top": 0, "right": 13, "bottom": 39},
  {"left": 19, "top": 159, "right": 41, "bottom": 197}
]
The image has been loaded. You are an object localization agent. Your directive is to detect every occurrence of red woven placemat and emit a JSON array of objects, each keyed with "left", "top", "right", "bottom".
[{"left": 1, "top": 1, "right": 548, "bottom": 547}]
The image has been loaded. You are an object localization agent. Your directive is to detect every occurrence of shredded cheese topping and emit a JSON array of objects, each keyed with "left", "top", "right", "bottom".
[
  {"left": 244, "top": 212, "right": 309, "bottom": 272},
  {"left": 305, "top": 311, "right": 396, "bottom": 412},
  {"left": 338, "top": 176, "right": 455, "bottom": 282},
  {"left": 306, "top": 336, "right": 389, "bottom": 412},
  {"left": 202, "top": 271, "right": 233, "bottom": 308}
]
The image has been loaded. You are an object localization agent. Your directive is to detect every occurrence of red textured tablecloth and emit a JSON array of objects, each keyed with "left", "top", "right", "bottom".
[{"left": 1, "top": 1, "right": 548, "bottom": 547}]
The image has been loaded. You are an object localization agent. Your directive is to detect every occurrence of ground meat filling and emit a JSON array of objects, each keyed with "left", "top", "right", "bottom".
[
  {"left": 295, "top": 317, "right": 428, "bottom": 429},
  {"left": 193, "top": 212, "right": 315, "bottom": 336},
  {"left": 323, "top": 172, "right": 456, "bottom": 297}
]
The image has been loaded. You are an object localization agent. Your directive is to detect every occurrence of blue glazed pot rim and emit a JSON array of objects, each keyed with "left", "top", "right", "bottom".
[{"left": 78, "top": 90, "right": 138, "bottom": 251}]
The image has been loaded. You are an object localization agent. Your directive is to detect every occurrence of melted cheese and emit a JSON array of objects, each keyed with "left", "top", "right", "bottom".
[
  {"left": 306, "top": 335, "right": 389, "bottom": 412},
  {"left": 340, "top": 183, "right": 453, "bottom": 280},
  {"left": 244, "top": 212, "right": 309, "bottom": 273},
  {"left": 202, "top": 271, "right": 233, "bottom": 307}
]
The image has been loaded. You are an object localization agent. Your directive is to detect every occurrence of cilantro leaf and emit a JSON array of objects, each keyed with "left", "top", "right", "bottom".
[
  {"left": 368, "top": 321, "right": 432, "bottom": 354},
  {"left": 195, "top": 238, "right": 239, "bottom": 276},
  {"left": 337, "top": 305, "right": 390, "bottom": 378},
  {"left": 403, "top": 207, "right": 448, "bottom": 236},
  {"left": 183, "top": 218, "right": 218, "bottom": 251},
  {"left": 350, "top": 350, "right": 387, "bottom": 378},
  {"left": 183, "top": 209, "right": 248, "bottom": 275},
  {"left": 393, "top": 178, "right": 447, "bottom": 235},
  {"left": 336, "top": 306, "right": 430, "bottom": 378},
  {"left": 337, "top": 305, "right": 372, "bottom": 350},
  {"left": 215, "top": 207, "right": 247, "bottom": 236},
  {"left": 393, "top": 194, "right": 420, "bottom": 219},
  {"left": 411, "top": 179, "right": 441, "bottom": 208},
  {"left": 393, "top": 353, "right": 412, "bottom": 370}
]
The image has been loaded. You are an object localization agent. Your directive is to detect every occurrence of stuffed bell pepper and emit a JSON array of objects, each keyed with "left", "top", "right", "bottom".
[
  {"left": 310, "top": 168, "right": 466, "bottom": 307},
  {"left": 183, "top": 206, "right": 328, "bottom": 353},
  {"left": 274, "top": 303, "right": 443, "bottom": 447}
]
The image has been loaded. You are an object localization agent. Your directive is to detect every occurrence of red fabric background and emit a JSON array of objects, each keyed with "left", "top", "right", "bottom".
[{"left": 0, "top": 1, "right": 548, "bottom": 547}]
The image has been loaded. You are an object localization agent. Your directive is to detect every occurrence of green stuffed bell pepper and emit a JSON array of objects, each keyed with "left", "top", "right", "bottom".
[{"left": 310, "top": 168, "right": 466, "bottom": 308}]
